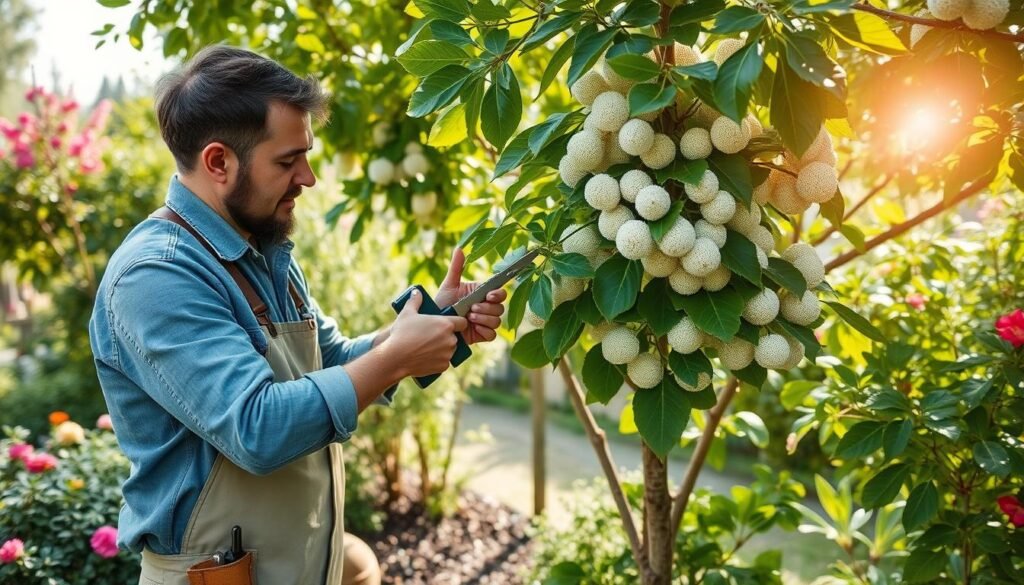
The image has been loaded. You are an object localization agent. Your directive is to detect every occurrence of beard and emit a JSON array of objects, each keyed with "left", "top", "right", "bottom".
[{"left": 224, "top": 167, "right": 300, "bottom": 245}]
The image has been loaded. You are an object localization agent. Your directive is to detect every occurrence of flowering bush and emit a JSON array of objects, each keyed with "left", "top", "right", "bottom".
[{"left": 0, "top": 415, "right": 137, "bottom": 584}]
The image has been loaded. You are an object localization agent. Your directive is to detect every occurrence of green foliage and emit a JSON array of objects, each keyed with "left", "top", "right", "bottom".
[{"left": 0, "top": 423, "right": 138, "bottom": 584}]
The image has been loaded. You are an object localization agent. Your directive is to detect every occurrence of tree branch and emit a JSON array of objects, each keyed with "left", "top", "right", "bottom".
[
  {"left": 669, "top": 377, "right": 740, "bottom": 535},
  {"left": 557, "top": 358, "right": 645, "bottom": 565},
  {"left": 824, "top": 177, "right": 989, "bottom": 272},
  {"left": 852, "top": 3, "right": 1024, "bottom": 44},
  {"left": 811, "top": 174, "right": 891, "bottom": 246}
]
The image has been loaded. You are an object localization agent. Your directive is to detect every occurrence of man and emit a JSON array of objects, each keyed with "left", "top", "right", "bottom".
[{"left": 88, "top": 45, "right": 507, "bottom": 585}]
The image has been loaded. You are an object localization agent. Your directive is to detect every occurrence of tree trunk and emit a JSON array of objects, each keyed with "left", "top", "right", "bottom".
[
  {"left": 531, "top": 368, "right": 546, "bottom": 515},
  {"left": 643, "top": 444, "right": 673, "bottom": 584}
]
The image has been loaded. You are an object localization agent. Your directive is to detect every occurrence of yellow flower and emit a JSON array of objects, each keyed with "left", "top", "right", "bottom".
[
  {"left": 54, "top": 421, "right": 85, "bottom": 445},
  {"left": 68, "top": 478, "right": 85, "bottom": 490}
]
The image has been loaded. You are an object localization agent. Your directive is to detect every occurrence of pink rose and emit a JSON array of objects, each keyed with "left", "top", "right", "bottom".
[
  {"left": 96, "top": 414, "right": 113, "bottom": 431},
  {"left": 996, "top": 309, "right": 1024, "bottom": 348},
  {"left": 0, "top": 538, "right": 24, "bottom": 564},
  {"left": 14, "top": 151, "right": 35, "bottom": 169},
  {"left": 23, "top": 452, "right": 58, "bottom": 473},
  {"left": 7, "top": 443, "right": 33, "bottom": 462},
  {"left": 90, "top": 526, "right": 119, "bottom": 558},
  {"left": 906, "top": 293, "right": 926, "bottom": 311}
]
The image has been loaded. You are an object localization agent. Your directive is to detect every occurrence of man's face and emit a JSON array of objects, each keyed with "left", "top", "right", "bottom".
[{"left": 224, "top": 102, "right": 316, "bottom": 243}]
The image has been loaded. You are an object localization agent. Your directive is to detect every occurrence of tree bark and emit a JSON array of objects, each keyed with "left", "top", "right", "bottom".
[
  {"left": 531, "top": 368, "right": 547, "bottom": 516},
  {"left": 643, "top": 444, "right": 673, "bottom": 585}
]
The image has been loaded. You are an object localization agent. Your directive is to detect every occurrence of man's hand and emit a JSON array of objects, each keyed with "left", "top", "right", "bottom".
[
  {"left": 434, "top": 248, "right": 507, "bottom": 344},
  {"left": 387, "top": 289, "right": 468, "bottom": 378}
]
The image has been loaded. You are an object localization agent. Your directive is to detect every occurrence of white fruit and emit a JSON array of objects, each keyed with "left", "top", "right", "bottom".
[
  {"left": 635, "top": 185, "right": 672, "bottom": 221},
  {"left": 695, "top": 219, "right": 727, "bottom": 248},
  {"left": 702, "top": 265, "right": 731, "bottom": 291},
  {"left": 756, "top": 247, "right": 769, "bottom": 269},
  {"left": 571, "top": 70, "right": 611, "bottom": 106},
  {"left": 405, "top": 142, "right": 423, "bottom": 155},
  {"left": 620, "top": 169, "right": 653, "bottom": 203},
  {"left": 781, "top": 336, "right": 806, "bottom": 370},
  {"left": 801, "top": 127, "right": 836, "bottom": 167},
  {"left": 714, "top": 39, "right": 745, "bottom": 65},
  {"left": 367, "top": 158, "right": 395, "bottom": 184},
  {"left": 674, "top": 44, "right": 704, "bottom": 66},
  {"left": 753, "top": 171, "right": 778, "bottom": 205},
  {"left": 727, "top": 202, "right": 761, "bottom": 233},
  {"left": 411, "top": 192, "right": 437, "bottom": 216},
  {"left": 628, "top": 353, "right": 664, "bottom": 389},
  {"left": 599, "top": 206, "right": 635, "bottom": 241},
  {"left": 927, "top": 0, "right": 969, "bottom": 20},
  {"left": 567, "top": 129, "right": 606, "bottom": 171},
  {"left": 402, "top": 152, "right": 430, "bottom": 177},
  {"left": 690, "top": 103, "right": 721, "bottom": 129},
  {"left": 719, "top": 337, "right": 755, "bottom": 370},
  {"left": 605, "top": 132, "right": 633, "bottom": 165},
  {"left": 658, "top": 217, "right": 696, "bottom": 257},
  {"left": 602, "top": 61, "right": 634, "bottom": 93},
  {"left": 676, "top": 371, "right": 711, "bottom": 392},
  {"left": 755, "top": 333, "right": 791, "bottom": 369},
  {"left": 962, "top": 0, "right": 1009, "bottom": 29},
  {"left": 682, "top": 238, "right": 721, "bottom": 277},
  {"left": 780, "top": 290, "right": 821, "bottom": 326},
  {"left": 602, "top": 326, "right": 640, "bottom": 364},
  {"left": 743, "top": 289, "right": 780, "bottom": 326},
  {"left": 782, "top": 242, "right": 825, "bottom": 288},
  {"left": 591, "top": 92, "right": 631, "bottom": 133},
  {"left": 524, "top": 306, "right": 546, "bottom": 328},
  {"left": 771, "top": 173, "right": 811, "bottom": 215},
  {"left": 618, "top": 119, "right": 656, "bottom": 157},
  {"left": 747, "top": 225, "right": 775, "bottom": 254},
  {"left": 338, "top": 151, "right": 360, "bottom": 178},
  {"left": 669, "top": 267, "right": 703, "bottom": 295},
  {"left": 642, "top": 248, "right": 678, "bottom": 278},
  {"left": 745, "top": 114, "right": 763, "bottom": 139},
  {"left": 685, "top": 170, "right": 720, "bottom": 204},
  {"left": 562, "top": 224, "right": 602, "bottom": 257},
  {"left": 640, "top": 134, "right": 676, "bottom": 170},
  {"left": 680, "top": 127, "right": 713, "bottom": 160},
  {"left": 590, "top": 321, "right": 616, "bottom": 342},
  {"left": 553, "top": 277, "right": 586, "bottom": 305},
  {"left": 700, "top": 191, "right": 737, "bottom": 225},
  {"left": 616, "top": 220, "right": 654, "bottom": 260},
  {"left": 372, "top": 122, "right": 392, "bottom": 147},
  {"left": 668, "top": 317, "right": 703, "bottom": 354},
  {"left": 559, "top": 156, "right": 588, "bottom": 188},
  {"left": 910, "top": 20, "right": 931, "bottom": 48},
  {"left": 797, "top": 162, "right": 838, "bottom": 204},
  {"left": 591, "top": 249, "right": 614, "bottom": 269},
  {"left": 585, "top": 174, "right": 622, "bottom": 211},
  {"left": 710, "top": 116, "right": 751, "bottom": 154}
]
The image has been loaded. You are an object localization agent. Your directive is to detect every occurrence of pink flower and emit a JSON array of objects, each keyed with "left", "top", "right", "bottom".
[
  {"left": 906, "top": 293, "right": 926, "bottom": 310},
  {"left": 50, "top": 136, "right": 62, "bottom": 149},
  {"left": 23, "top": 452, "right": 58, "bottom": 473},
  {"left": 7, "top": 443, "right": 33, "bottom": 462},
  {"left": 996, "top": 309, "right": 1024, "bottom": 348},
  {"left": 57, "top": 121, "right": 69, "bottom": 134},
  {"left": 90, "top": 526, "right": 119, "bottom": 558},
  {"left": 17, "top": 113, "right": 34, "bottom": 129},
  {"left": 68, "top": 134, "right": 88, "bottom": 157},
  {"left": 65, "top": 182, "right": 79, "bottom": 196},
  {"left": 0, "top": 119, "right": 20, "bottom": 141},
  {"left": 61, "top": 100, "right": 79, "bottom": 113},
  {"left": 998, "top": 495, "right": 1024, "bottom": 527},
  {"left": 96, "top": 414, "right": 113, "bottom": 431},
  {"left": 0, "top": 538, "right": 24, "bottom": 564},
  {"left": 14, "top": 151, "right": 35, "bottom": 169},
  {"left": 79, "top": 157, "right": 102, "bottom": 175},
  {"left": 86, "top": 100, "right": 113, "bottom": 133}
]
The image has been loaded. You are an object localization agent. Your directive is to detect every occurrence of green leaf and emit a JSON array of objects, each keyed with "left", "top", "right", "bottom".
[
  {"left": 674, "top": 288, "right": 744, "bottom": 341},
  {"left": 649, "top": 200, "right": 684, "bottom": 241},
  {"left": 472, "top": 0, "right": 512, "bottom": 21},
  {"left": 619, "top": 0, "right": 662, "bottom": 26},
  {"left": 296, "top": 34, "right": 327, "bottom": 53},
  {"left": 791, "top": 0, "right": 854, "bottom": 13},
  {"left": 483, "top": 28, "right": 510, "bottom": 54},
  {"left": 507, "top": 277, "right": 535, "bottom": 331},
  {"left": 654, "top": 158, "right": 709, "bottom": 186},
  {"left": 902, "top": 549, "right": 945, "bottom": 583},
  {"left": 634, "top": 378, "right": 691, "bottom": 458},
  {"left": 825, "top": 301, "right": 884, "bottom": 343},
  {"left": 593, "top": 255, "right": 643, "bottom": 320},
  {"left": 720, "top": 231, "right": 761, "bottom": 285},
  {"left": 733, "top": 411, "right": 768, "bottom": 448},
  {"left": 409, "top": 65, "right": 472, "bottom": 117},
  {"left": 583, "top": 345, "right": 625, "bottom": 404},
  {"left": 567, "top": 25, "right": 617, "bottom": 86},
  {"left": 628, "top": 83, "right": 677, "bottom": 117},
  {"left": 398, "top": 40, "right": 470, "bottom": 76},
  {"left": 707, "top": 153, "right": 753, "bottom": 207},
  {"left": 639, "top": 279, "right": 683, "bottom": 336},
  {"left": 775, "top": 319, "right": 821, "bottom": 360},
  {"left": 445, "top": 202, "right": 491, "bottom": 232},
  {"left": 428, "top": 103, "right": 469, "bottom": 147},
  {"left": 672, "top": 62, "right": 718, "bottom": 81},
  {"left": 783, "top": 32, "right": 845, "bottom": 100},
  {"left": 670, "top": 0, "right": 725, "bottom": 25},
  {"left": 903, "top": 482, "right": 938, "bottom": 533},
  {"left": 529, "top": 273, "right": 554, "bottom": 319},
  {"left": 528, "top": 111, "right": 580, "bottom": 155},
  {"left": 770, "top": 54, "right": 824, "bottom": 156},
  {"left": 733, "top": 363, "right": 767, "bottom": 388},
  {"left": 415, "top": 0, "right": 472, "bottom": 22},
  {"left": 764, "top": 258, "right": 807, "bottom": 297},
  {"left": 467, "top": 224, "right": 516, "bottom": 262},
  {"left": 780, "top": 380, "right": 819, "bottom": 410},
  {"left": 430, "top": 20, "right": 476, "bottom": 46},
  {"left": 669, "top": 350, "right": 713, "bottom": 387},
  {"left": 482, "top": 67, "right": 522, "bottom": 151},
  {"left": 536, "top": 35, "right": 576, "bottom": 99},
  {"left": 866, "top": 390, "right": 911, "bottom": 414},
  {"left": 551, "top": 253, "right": 595, "bottom": 278},
  {"left": 861, "top": 463, "right": 909, "bottom": 508},
  {"left": 522, "top": 11, "right": 581, "bottom": 52},
  {"left": 829, "top": 12, "right": 906, "bottom": 55},
  {"left": 511, "top": 330, "right": 549, "bottom": 368},
  {"left": 973, "top": 441, "right": 1011, "bottom": 477},
  {"left": 819, "top": 186, "right": 845, "bottom": 226},
  {"left": 607, "top": 54, "right": 661, "bottom": 81},
  {"left": 492, "top": 127, "right": 536, "bottom": 179},
  {"left": 882, "top": 418, "right": 913, "bottom": 460},
  {"left": 544, "top": 299, "right": 584, "bottom": 360},
  {"left": 462, "top": 76, "right": 485, "bottom": 136},
  {"left": 544, "top": 561, "right": 586, "bottom": 585},
  {"left": 835, "top": 421, "right": 885, "bottom": 458},
  {"left": 712, "top": 6, "right": 764, "bottom": 33},
  {"left": 98, "top": 0, "right": 131, "bottom": 6}
]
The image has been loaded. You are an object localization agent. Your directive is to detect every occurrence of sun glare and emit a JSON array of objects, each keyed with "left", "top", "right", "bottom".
[{"left": 897, "top": 106, "right": 940, "bottom": 153}]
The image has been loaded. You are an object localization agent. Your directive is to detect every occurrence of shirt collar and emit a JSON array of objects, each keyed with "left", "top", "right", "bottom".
[{"left": 164, "top": 175, "right": 254, "bottom": 262}]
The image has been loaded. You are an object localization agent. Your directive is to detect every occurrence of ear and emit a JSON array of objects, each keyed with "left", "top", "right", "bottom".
[{"left": 198, "top": 142, "right": 236, "bottom": 185}]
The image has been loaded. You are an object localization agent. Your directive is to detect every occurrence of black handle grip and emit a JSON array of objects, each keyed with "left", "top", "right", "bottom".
[{"left": 391, "top": 285, "right": 473, "bottom": 388}]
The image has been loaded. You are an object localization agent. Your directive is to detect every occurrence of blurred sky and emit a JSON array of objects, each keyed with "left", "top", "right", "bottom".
[{"left": 24, "top": 0, "right": 167, "bottom": 103}]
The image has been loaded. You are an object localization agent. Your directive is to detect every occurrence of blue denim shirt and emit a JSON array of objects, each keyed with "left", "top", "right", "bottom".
[{"left": 89, "top": 176, "right": 384, "bottom": 555}]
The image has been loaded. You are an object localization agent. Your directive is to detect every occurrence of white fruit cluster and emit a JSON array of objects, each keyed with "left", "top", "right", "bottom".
[
  {"left": 367, "top": 139, "right": 433, "bottom": 189},
  {"left": 753, "top": 126, "right": 840, "bottom": 215},
  {"left": 927, "top": 0, "right": 1008, "bottom": 29}
]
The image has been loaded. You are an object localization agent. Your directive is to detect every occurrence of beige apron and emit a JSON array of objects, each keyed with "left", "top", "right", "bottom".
[{"left": 139, "top": 208, "right": 352, "bottom": 585}]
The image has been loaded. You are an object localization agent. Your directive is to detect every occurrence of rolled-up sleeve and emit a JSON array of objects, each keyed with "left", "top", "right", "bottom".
[{"left": 108, "top": 259, "right": 360, "bottom": 475}]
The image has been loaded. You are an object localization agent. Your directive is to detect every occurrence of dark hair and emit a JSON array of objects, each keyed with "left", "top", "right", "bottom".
[{"left": 155, "top": 45, "right": 329, "bottom": 172}]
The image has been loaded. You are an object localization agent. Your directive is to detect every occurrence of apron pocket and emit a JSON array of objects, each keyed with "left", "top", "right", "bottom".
[{"left": 186, "top": 550, "right": 257, "bottom": 585}]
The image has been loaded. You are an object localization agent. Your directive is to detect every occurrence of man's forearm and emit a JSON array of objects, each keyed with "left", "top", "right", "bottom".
[
  {"left": 343, "top": 334, "right": 405, "bottom": 413},
  {"left": 370, "top": 325, "right": 392, "bottom": 348}
]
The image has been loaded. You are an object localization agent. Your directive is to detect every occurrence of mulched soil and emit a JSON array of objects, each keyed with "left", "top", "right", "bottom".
[{"left": 355, "top": 491, "right": 536, "bottom": 584}]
